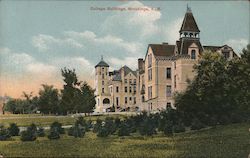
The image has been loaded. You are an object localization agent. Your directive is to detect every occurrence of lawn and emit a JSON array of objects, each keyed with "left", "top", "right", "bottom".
[
  {"left": 0, "top": 123, "right": 249, "bottom": 158},
  {"left": 0, "top": 114, "right": 126, "bottom": 127}
]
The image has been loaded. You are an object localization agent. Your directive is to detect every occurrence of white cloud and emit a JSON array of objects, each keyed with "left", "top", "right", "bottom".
[
  {"left": 102, "top": 1, "right": 161, "bottom": 38},
  {"left": 225, "top": 38, "right": 248, "bottom": 54},
  {"left": 164, "top": 17, "right": 183, "bottom": 43},
  {"left": 108, "top": 56, "right": 138, "bottom": 70},
  {"left": 32, "top": 34, "right": 83, "bottom": 52}
]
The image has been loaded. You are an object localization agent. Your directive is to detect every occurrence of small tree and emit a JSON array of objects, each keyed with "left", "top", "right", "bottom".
[
  {"left": 93, "top": 119, "right": 102, "bottom": 133},
  {"left": 50, "top": 122, "right": 65, "bottom": 134},
  {"left": 48, "top": 127, "right": 60, "bottom": 140},
  {"left": 20, "top": 125, "right": 37, "bottom": 141},
  {"left": 37, "top": 127, "right": 45, "bottom": 137},
  {"left": 8, "top": 123, "right": 19, "bottom": 136},
  {"left": 118, "top": 121, "right": 130, "bottom": 136},
  {"left": 104, "top": 117, "right": 116, "bottom": 135},
  {"left": 0, "top": 125, "right": 11, "bottom": 141},
  {"left": 68, "top": 123, "right": 85, "bottom": 138},
  {"left": 97, "top": 127, "right": 109, "bottom": 137},
  {"left": 139, "top": 117, "right": 156, "bottom": 136}
]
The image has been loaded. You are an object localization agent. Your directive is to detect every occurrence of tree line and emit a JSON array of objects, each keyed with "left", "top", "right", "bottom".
[{"left": 4, "top": 68, "right": 96, "bottom": 115}]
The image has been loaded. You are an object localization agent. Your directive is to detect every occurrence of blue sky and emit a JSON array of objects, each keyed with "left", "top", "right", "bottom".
[{"left": 0, "top": 0, "right": 249, "bottom": 97}]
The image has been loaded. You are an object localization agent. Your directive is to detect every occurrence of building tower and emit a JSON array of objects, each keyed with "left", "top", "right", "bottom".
[
  {"left": 174, "top": 6, "right": 203, "bottom": 92},
  {"left": 94, "top": 56, "right": 111, "bottom": 113}
]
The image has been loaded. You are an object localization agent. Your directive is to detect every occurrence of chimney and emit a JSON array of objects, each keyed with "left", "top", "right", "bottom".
[{"left": 138, "top": 58, "right": 144, "bottom": 71}]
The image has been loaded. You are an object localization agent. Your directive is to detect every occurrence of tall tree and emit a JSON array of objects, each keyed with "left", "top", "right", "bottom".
[
  {"left": 60, "top": 68, "right": 81, "bottom": 114},
  {"left": 37, "top": 84, "right": 59, "bottom": 114},
  {"left": 77, "top": 82, "right": 96, "bottom": 114}
]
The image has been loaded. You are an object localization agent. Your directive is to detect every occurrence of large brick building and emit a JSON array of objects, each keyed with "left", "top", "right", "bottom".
[{"left": 94, "top": 7, "right": 238, "bottom": 113}]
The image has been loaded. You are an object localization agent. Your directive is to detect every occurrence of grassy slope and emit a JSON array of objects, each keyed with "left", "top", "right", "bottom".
[{"left": 0, "top": 123, "right": 249, "bottom": 158}]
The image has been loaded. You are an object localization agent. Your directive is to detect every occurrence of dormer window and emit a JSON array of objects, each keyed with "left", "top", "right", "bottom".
[
  {"left": 222, "top": 51, "right": 230, "bottom": 59},
  {"left": 191, "top": 50, "right": 196, "bottom": 59}
]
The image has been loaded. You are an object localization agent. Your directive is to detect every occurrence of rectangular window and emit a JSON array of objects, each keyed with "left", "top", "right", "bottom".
[
  {"left": 129, "top": 87, "right": 132, "bottom": 93},
  {"left": 116, "top": 97, "right": 119, "bottom": 106},
  {"left": 148, "top": 86, "right": 152, "bottom": 99},
  {"left": 222, "top": 51, "right": 230, "bottom": 59},
  {"left": 166, "top": 85, "right": 171, "bottom": 97},
  {"left": 148, "top": 54, "right": 152, "bottom": 68},
  {"left": 125, "top": 87, "right": 127, "bottom": 93},
  {"left": 174, "top": 75, "right": 177, "bottom": 88},
  {"left": 116, "top": 86, "right": 119, "bottom": 93},
  {"left": 166, "top": 68, "right": 171, "bottom": 79},
  {"left": 129, "top": 97, "right": 132, "bottom": 101},
  {"left": 125, "top": 79, "right": 127, "bottom": 83},
  {"left": 129, "top": 79, "right": 132, "bottom": 84},
  {"left": 102, "top": 74, "right": 104, "bottom": 79},
  {"left": 134, "top": 79, "right": 136, "bottom": 84},
  {"left": 166, "top": 102, "right": 171, "bottom": 109},
  {"left": 125, "top": 97, "right": 127, "bottom": 104},
  {"left": 102, "top": 81, "right": 104, "bottom": 85},
  {"left": 148, "top": 69, "right": 152, "bottom": 81},
  {"left": 134, "top": 97, "right": 136, "bottom": 104},
  {"left": 102, "top": 88, "right": 104, "bottom": 93}
]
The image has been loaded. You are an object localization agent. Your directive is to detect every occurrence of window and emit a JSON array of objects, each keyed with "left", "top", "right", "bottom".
[
  {"left": 222, "top": 51, "right": 230, "bottom": 59},
  {"left": 134, "top": 79, "right": 136, "bottom": 84},
  {"left": 133, "top": 85, "right": 136, "bottom": 93},
  {"left": 102, "top": 81, "right": 104, "bottom": 85},
  {"left": 142, "top": 96, "right": 145, "bottom": 102},
  {"left": 134, "top": 97, "right": 136, "bottom": 104},
  {"left": 166, "top": 68, "right": 171, "bottom": 79},
  {"left": 129, "top": 87, "right": 132, "bottom": 93},
  {"left": 116, "top": 97, "right": 119, "bottom": 106},
  {"left": 125, "top": 97, "right": 127, "bottom": 104},
  {"left": 102, "top": 67, "right": 104, "bottom": 71},
  {"left": 148, "top": 69, "right": 152, "bottom": 81},
  {"left": 174, "top": 75, "right": 177, "bottom": 88},
  {"left": 129, "top": 79, "right": 132, "bottom": 84},
  {"left": 102, "top": 88, "right": 104, "bottom": 93},
  {"left": 125, "top": 87, "right": 128, "bottom": 93},
  {"left": 116, "top": 86, "right": 119, "bottom": 93},
  {"left": 125, "top": 79, "right": 127, "bottom": 83},
  {"left": 166, "top": 85, "right": 171, "bottom": 97},
  {"left": 148, "top": 86, "right": 152, "bottom": 99},
  {"left": 148, "top": 54, "right": 152, "bottom": 68},
  {"left": 129, "top": 97, "right": 132, "bottom": 101},
  {"left": 102, "top": 74, "right": 104, "bottom": 79},
  {"left": 191, "top": 50, "right": 196, "bottom": 59},
  {"left": 166, "top": 102, "right": 171, "bottom": 109}
]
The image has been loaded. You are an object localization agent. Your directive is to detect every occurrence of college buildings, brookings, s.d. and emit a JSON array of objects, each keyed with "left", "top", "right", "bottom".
[{"left": 94, "top": 7, "right": 238, "bottom": 113}]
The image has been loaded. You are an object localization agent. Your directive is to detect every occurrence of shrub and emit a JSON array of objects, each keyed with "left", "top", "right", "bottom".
[
  {"left": 163, "top": 123, "right": 173, "bottom": 136},
  {"left": 114, "top": 117, "right": 121, "bottom": 128},
  {"left": 191, "top": 118, "right": 205, "bottom": 130},
  {"left": 0, "top": 125, "right": 11, "bottom": 141},
  {"left": 50, "top": 122, "right": 65, "bottom": 134},
  {"left": 104, "top": 118, "right": 116, "bottom": 135},
  {"left": 173, "top": 123, "right": 185, "bottom": 133},
  {"left": 37, "top": 127, "right": 45, "bottom": 137},
  {"left": 20, "top": 128, "right": 36, "bottom": 141},
  {"left": 93, "top": 119, "right": 102, "bottom": 133},
  {"left": 138, "top": 118, "right": 156, "bottom": 136},
  {"left": 97, "top": 127, "right": 109, "bottom": 137},
  {"left": 125, "top": 118, "right": 137, "bottom": 133},
  {"left": 68, "top": 123, "right": 85, "bottom": 138},
  {"left": 48, "top": 127, "right": 60, "bottom": 140},
  {"left": 85, "top": 120, "right": 92, "bottom": 132},
  {"left": 118, "top": 121, "right": 130, "bottom": 136},
  {"left": 8, "top": 123, "right": 19, "bottom": 136},
  {"left": 28, "top": 123, "right": 37, "bottom": 134}
]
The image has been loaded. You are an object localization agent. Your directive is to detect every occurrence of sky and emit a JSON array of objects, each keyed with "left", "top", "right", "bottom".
[{"left": 0, "top": 0, "right": 249, "bottom": 98}]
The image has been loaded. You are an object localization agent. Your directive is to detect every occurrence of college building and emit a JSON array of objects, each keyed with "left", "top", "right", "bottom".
[{"left": 94, "top": 7, "right": 238, "bottom": 113}]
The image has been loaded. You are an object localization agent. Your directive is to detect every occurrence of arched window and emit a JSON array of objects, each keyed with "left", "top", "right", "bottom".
[
  {"left": 103, "top": 98, "right": 110, "bottom": 104},
  {"left": 191, "top": 50, "right": 196, "bottom": 59}
]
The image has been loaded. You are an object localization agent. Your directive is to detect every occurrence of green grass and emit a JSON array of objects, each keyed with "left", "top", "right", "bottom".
[
  {"left": 0, "top": 123, "right": 249, "bottom": 157},
  {"left": 0, "top": 114, "right": 125, "bottom": 127}
]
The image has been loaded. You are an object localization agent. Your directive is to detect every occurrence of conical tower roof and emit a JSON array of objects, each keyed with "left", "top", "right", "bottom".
[
  {"left": 179, "top": 6, "right": 200, "bottom": 33},
  {"left": 95, "top": 56, "right": 109, "bottom": 68}
]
